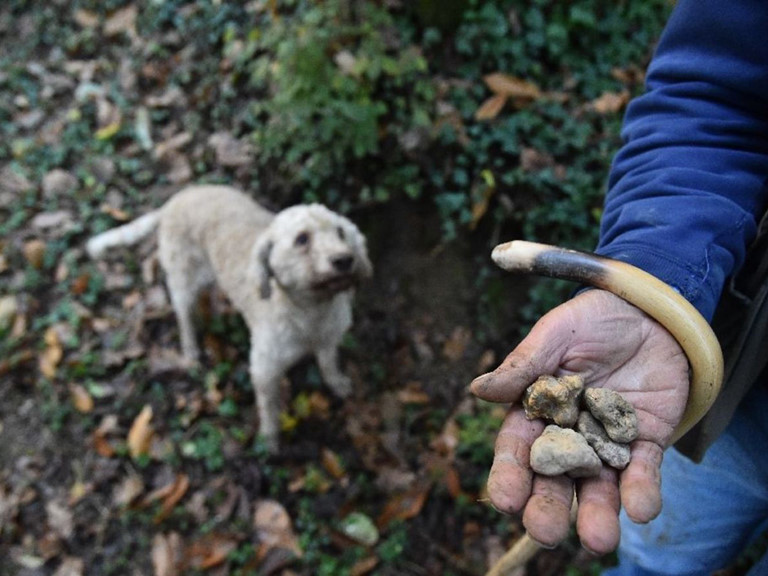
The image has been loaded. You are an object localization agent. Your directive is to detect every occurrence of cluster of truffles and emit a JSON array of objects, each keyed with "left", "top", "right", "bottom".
[{"left": 523, "top": 375, "right": 638, "bottom": 478}]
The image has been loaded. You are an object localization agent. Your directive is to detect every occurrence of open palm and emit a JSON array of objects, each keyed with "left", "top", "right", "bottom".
[{"left": 470, "top": 289, "right": 690, "bottom": 554}]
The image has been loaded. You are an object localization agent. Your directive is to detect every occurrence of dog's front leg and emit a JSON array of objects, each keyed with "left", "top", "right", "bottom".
[
  {"left": 249, "top": 345, "right": 287, "bottom": 453},
  {"left": 316, "top": 344, "right": 352, "bottom": 399},
  {"left": 254, "top": 375, "right": 281, "bottom": 454}
]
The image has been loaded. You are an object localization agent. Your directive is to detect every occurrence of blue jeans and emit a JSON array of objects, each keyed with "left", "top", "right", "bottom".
[{"left": 604, "top": 384, "right": 768, "bottom": 575}]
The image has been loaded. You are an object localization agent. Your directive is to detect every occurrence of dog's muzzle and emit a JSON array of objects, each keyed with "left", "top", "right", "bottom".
[{"left": 311, "top": 273, "right": 357, "bottom": 295}]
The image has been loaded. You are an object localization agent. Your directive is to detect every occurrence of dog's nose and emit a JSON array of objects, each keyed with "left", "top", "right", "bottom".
[{"left": 331, "top": 255, "right": 354, "bottom": 273}]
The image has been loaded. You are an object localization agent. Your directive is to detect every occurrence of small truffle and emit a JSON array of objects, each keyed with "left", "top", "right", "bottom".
[
  {"left": 523, "top": 374, "right": 584, "bottom": 428},
  {"left": 584, "top": 388, "right": 639, "bottom": 444},
  {"left": 529, "top": 425, "right": 602, "bottom": 478},
  {"left": 577, "top": 411, "right": 631, "bottom": 470}
]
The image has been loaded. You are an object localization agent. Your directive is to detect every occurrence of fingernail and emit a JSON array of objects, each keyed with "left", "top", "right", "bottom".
[
  {"left": 469, "top": 372, "right": 491, "bottom": 394},
  {"left": 487, "top": 501, "right": 512, "bottom": 517}
]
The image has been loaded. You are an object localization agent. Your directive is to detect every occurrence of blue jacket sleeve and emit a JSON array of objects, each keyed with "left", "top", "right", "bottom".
[{"left": 596, "top": 0, "right": 768, "bottom": 321}]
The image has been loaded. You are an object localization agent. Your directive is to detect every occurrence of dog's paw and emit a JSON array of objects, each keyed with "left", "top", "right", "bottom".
[
  {"left": 327, "top": 374, "right": 353, "bottom": 399},
  {"left": 257, "top": 432, "right": 280, "bottom": 455},
  {"left": 180, "top": 346, "right": 202, "bottom": 369},
  {"left": 180, "top": 355, "right": 201, "bottom": 371}
]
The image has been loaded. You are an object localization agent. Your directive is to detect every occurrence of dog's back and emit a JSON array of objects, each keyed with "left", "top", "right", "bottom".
[
  {"left": 161, "top": 186, "right": 273, "bottom": 243},
  {"left": 157, "top": 186, "right": 273, "bottom": 306}
]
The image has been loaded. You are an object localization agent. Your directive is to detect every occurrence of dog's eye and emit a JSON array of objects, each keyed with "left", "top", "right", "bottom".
[
  {"left": 337, "top": 227, "right": 345, "bottom": 240},
  {"left": 294, "top": 231, "right": 310, "bottom": 247}
]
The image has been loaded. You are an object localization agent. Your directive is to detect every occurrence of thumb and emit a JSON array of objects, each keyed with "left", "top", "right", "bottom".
[{"left": 470, "top": 310, "right": 572, "bottom": 403}]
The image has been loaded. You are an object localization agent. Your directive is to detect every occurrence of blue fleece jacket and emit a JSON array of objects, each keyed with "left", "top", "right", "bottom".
[{"left": 595, "top": 0, "right": 768, "bottom": 321}]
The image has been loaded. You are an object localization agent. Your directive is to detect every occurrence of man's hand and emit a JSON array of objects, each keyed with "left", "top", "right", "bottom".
[{"left": 470, "top": 289, "right": 689, "bottom": 554}]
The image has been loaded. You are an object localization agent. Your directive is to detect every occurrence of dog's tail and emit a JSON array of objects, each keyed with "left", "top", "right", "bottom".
[{"left": 86, "top": 209, "right": 162, "bottom": 259}]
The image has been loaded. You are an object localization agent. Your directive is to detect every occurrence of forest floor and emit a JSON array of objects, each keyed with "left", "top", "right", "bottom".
[{"left": 0, "top": 3, "right": 760, "bottom": 576}]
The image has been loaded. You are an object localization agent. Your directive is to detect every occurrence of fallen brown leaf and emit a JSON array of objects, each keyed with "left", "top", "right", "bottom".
[
  {"left": 68, "top": 480, "right": 91, "bottom": 506},
  {"left": 590, "top": 90, "right": 630, "bottom": 114},
  {"left": 252, "top": 547, "right": 298, "bottom": 576},
  {"left": 164, "top": 152, "right": 193, "bottom": 184},
  {"left": 376, "top": 481, "right": 432, "bottom": 530},
  {"left": 287, "top": 467, "right": 331, "bottom": 494},
  {"left": 374, "top": 467, "right": 417, "bottom": 494},
  {"left": 186, "top": 490, "right": 209, "bottom": 524},
  {"left": 10, "top": 309, "right": 26, "bottom": 339},
  {"left": 611, "top": 65, "right": 645, "bottom": 86},
  {"left": 104, "top": 5, "right": 137, "bottom": 38},
  {"left": 45, "top": 498, "right": 74, "bottom": 540},
  {"left": 308, "top": 391, "right": 331, "bottom": 420},
  {"left": 476, "top": 349, "right": 497, "bottom": 374},
  {"left": 99, "top": 203, "right": 130, "bottom": 221},
  {"left": 37, "top": 531, "right": 63, "bottom": 561},
  {"left": 39, "top": 327, "right": 63, "bottom": 379},
  {"left": 68, "top": 383, "right": 94, "bottom": 413},
  {"left": 430, "top": 417, "right": 460, "bottom": 458},
  {"left": 0, "top": 349, "right": 35, "bottom": 378},
  {"left": 153, "top": 132, "right": 193, "bottom": 160},
  {"left": 425, "top": 455, "right": 464, "bottom": 499},
  {"left": 73, "top": 9, "right": 99, "bottom": 28},
  {"left": 442, "top": 326, "right": 472, "bottom": 362},
  {"left": 474, "top": 94, "right": 507, "bottom": 121},
  {"left": 321, "top": 448, "right": 347, "bottom": 481},
  {"left": 208, "top": 132, "right": 253, "bottom": 167},
  {"left": 121, "top": 290, "right": 142, "bottom": 310},
  {"left": 484, "top": 73, "right": 542, "bottom": 100},
  {"left": 52, "top": 557, "right": 84, "bottom": 576},
  {"left": 469, "top": 170, "right": 496, "bottom": 230},
  {"left": 476, "top": 73, "right": 543, "bottom": 120},
  {"left": 92, "top": 415, "right": 119, "bottom": 457},
  {"left": 31, "top": 210, "right": 74, "bottom": 233},
  {"left": 186, "top": 533, "right": 239, "bottom": 570},
  {"left": 1, "top": 165, "right": 32, "bottom": 194},
  {"left": 141, "top": 474, "right": 187, "bottom": 509},
  {"left": 154, "top": 474, "right": 190, "bottom": 523},
  {"left": 23, "top": 239, "right": 46, "bottom": 269},
  {"left": 70, "top": 274, "right": 90, "bottom": 296},
  {"left": 253, "top": 500, "right": 302, "bottom": 558},
  {"left": 113, "top": 472, "right": 145, "bottom": 508},
  {"left": 396, "top": 382, "right": 430, "bottom": 405},
  {"left": 350, "top": 556, "right": 379, "bottom": 576},
  {"left": 127, "top": 405, "right": 154, "bottom": 459},
  {"left": 213, "top": 482, "right": 243, "bottom": 523},
  {"left": 0, "top": 295, "right": 16, "bottom": 331},
  {"left": 520, "top": 147, "right": 556, "bottom": 173},
  {"left": 152, "top": 532, "right": 182, "bottom": 576}
]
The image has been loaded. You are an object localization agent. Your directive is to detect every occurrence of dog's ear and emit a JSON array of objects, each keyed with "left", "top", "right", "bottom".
[{"left": 253, "top": 238, "right": 274, "bottom": 299}]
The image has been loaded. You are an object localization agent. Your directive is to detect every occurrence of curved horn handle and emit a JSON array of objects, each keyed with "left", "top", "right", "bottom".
[
  {"left": 491, "top": 240, "right": 723, "bottom": 441},
  {"left": 485, "top": 240, "right": 723, "bottom": 576}
]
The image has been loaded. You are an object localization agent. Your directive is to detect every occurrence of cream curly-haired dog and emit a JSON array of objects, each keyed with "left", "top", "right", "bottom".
[{"left": 87, "top": 185, "right": 372, "bottom": 452}]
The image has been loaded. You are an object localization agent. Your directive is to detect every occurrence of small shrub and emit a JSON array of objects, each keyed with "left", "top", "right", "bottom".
[{"left": 240, "top": 0, "right": 435, "bottom": 204}]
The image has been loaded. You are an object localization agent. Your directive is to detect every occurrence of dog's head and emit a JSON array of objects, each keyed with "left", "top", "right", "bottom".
[{"left": 252, "top": 204, "right": 372, "bottom": 301}]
